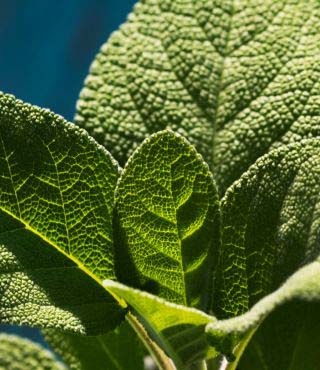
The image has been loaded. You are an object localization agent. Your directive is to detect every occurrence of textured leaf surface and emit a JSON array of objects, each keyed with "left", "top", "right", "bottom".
[
  {"left": 207, "top": 139, "right": 320, "bottom": 366},
  {"left": 215, "top": 139, "right": 320, "bottom": 318},
  {"left": 44, "top": 322, "right": 144, "bottom": 370},
  {"left": 0, "top": 93, "right": 124, "bottom": 334},
  {"left": 104, "top": 280, "right": 217, "bottom": 369},
  {"left": 76, "top": 0, "right": 320, "bottom": 193},
  {"left": 115, "top": 130, "right": 220, "bottom": 310},
  {"left": 0, "top": 333, "right": 64, "bottom": 370}
]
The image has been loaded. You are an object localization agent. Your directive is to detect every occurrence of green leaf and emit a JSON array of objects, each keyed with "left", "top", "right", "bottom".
[
  {"left": 0, "top": 93, "right": 124, "bottom": 334},
  {"left": 207, "top": 262, "right": 320, "bottom": 368},
  {"left": 240, "top": 300, "right": 320, "bottom": 370},
  {"left": 44, "top": 322, "right": 144, "bottom": 370},
  {"left": 115, "top": 130, "right": 220, "bottom": 310},
  {"left": 207, "top": 139, "right": 320, "bottom": 366},
  {"left": 76, "top": 0, "right": 320, "bottom": 193},
  {"left": 104, "top": 279, "right": 217, "bottom": 369},
  {"left": 0, "top": 333, "right": 64, "bottom": 370}
]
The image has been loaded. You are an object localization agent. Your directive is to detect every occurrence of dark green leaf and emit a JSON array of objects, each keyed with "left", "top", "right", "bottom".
[
  {"left": 206, "top": 139, "right": 320, "bottom": 367},
  {"left": 44, "top": 322, "right": 144, "bottom": 370}
]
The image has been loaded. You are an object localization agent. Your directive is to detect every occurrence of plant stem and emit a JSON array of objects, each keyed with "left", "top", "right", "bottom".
[
  {"left": 126, "top": 311, "right": 176, "bottom": 370},
  {"left": 224, "top": 328, "right": 257, "bottom": 370}
]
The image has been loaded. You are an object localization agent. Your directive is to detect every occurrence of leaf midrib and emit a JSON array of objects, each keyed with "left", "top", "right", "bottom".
[
  {"left": 168, "top": 159, "right": 187, "bottom": 307},
  {"left": 210, "top": 0, "right": 235, "bottom": 163}
]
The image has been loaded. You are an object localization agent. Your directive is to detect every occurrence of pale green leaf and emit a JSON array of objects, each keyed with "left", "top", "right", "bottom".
[
  {"left": 0, "top": 333, "right": 64, "bottom": 370},
  {"left": 104, "top": 279, "right": 217, "bottom": 369},
  {"left": 76, "top": 0, "right": 320, "bottom": 193},
  {"left": 44, "top": 322, "right": 144, "bottom": 370},
  {"left": 0, "top": 93, "right": 124, "bottom": 334},
  {"left": 207, "top": 139, "right": 320, "bottom": 367},
  {"left": 115, "top": 130, "right": 220, "bottom": 310}
]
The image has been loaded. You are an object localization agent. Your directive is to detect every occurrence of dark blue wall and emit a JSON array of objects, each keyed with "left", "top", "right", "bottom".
[{"left": 0, "top": 0, "right": 136, "bottom": 344}]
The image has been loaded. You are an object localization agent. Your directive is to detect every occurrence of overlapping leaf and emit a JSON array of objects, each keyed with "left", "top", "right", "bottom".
[
  {"left": 0, "top": 93, "right": 124, "bottom": 334},
  {"left": 0, "top": 333, "right": 64, "bottom": 370},
  {"left": 115, "top": 130, "right": 220, "bottom": 310},
  {"left": 207, "top": 139, "right": 320, "bottom": 368},
  {"left": 76, "top": 0, "right": 320, "bottom": 193}
]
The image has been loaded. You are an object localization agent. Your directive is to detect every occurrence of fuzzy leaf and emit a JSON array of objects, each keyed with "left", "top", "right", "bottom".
[
  {"left": 115, "top": 130, "right": 220, "bottom": 310},
  {"left": 44, "top": 322, "right": 144, "bottom": 370},
  {"left": 104, "top": 279, "right": 217, "bottom": 369},
  {"left": 0, "top": 333, "right": 64, "bottom": 370},
  {"left": 0, "top": 93, "right": 124, "bottom": 334},
  {"left": 207, "top": 139, "right": 320, "bottom": 367},
  {"left": 76, "top": 0, "right": 320, "bottom": 193}
]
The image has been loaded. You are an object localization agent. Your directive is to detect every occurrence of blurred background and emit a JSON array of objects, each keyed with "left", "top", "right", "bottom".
[{"left": 0, "top": 0, "right": 136, "bottom": 345}]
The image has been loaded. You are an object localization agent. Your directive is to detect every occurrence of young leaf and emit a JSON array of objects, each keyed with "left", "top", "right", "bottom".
[
  {"left": 0, "top": 333, "right": 64, "bottom": 370},
  {"left": 44, "top": 322, "right": 144, "bottom": 370},
  {"left": 76, "top": 0, "right": 320, "bottom": 193},
  {"left": 0, "top": 93, "right": 124, "bottom": 334},
  {"left": 208, "top": 139, "right": 320, "bottom": 366},
  {"left": 115, "top": 130, "right": 220, "bottom": 310},
  {"left": 104, "top": 279, "right": 217, "bottom": 369}
]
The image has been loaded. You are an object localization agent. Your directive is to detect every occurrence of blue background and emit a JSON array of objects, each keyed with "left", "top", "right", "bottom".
[{"left": 0, "top": 0, "right": 136, "bottom": 344}]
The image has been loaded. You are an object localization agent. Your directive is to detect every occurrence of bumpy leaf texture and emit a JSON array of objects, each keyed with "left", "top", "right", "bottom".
[
  {"left": 0, "top": 93, "right": 124, "bottom": 334},
  {"left": 0, "top": 333, "right": 64, "bottom": 370},
  {"left": 115, "top": 131, "right": 220, "bottom": 310},
  {"left": 44, "top": 322, "right": 144, "bottom": 370},
  {"left": 76, "top": 0, "right": 320, "bottom": 194},
  {"left": 207, "top": 139, "right": 320, "bottom": 368}
]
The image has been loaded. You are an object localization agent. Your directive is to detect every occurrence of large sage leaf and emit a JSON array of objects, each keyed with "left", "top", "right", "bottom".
[
  {"left": 207, "top": 139, "right": 320, "bottom": 367},
  {"left": 76, "top": 0, "right": 320, "bottom": 193},
  {"left": 44, "top": 322, "right": 144, "bottom": 370},
  {"left": 115, "top": 130, "right": 220, "bottom": 310},
  {"left": 104, "top": 279, "right": 217, "bottom": 369},
  {"left": 0, "top": 93, "right": 124, "bottom": 334},
  {"left": 0, "top": 333, "right": 64, "bottom": 370}
]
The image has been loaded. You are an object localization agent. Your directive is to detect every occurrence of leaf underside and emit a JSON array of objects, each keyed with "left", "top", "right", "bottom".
[
  {"left": 76, "top": 0, "right": 320, "bottom": 194},
  {"left": 0, "top": 93, "right": 124, "bottom": 334},
  {"left": 115, "top": 130, "right": 220, "bottom": 311}
]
